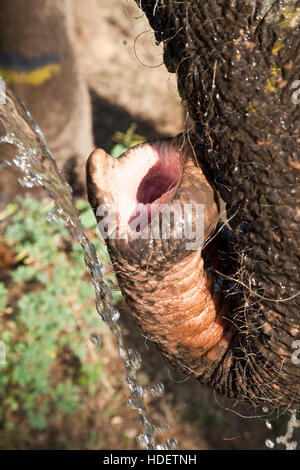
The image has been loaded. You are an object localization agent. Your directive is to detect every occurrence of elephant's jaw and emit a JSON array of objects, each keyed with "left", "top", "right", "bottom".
[{"left": 86, "top": 138, "right": 235, "bottom": 372}]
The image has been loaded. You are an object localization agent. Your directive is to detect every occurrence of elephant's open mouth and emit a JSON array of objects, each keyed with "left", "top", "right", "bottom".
[
  {"left": 86, "top": 136, "right": 233, "bottom": 365},
  {"left": 128, "top": 142, "right": 183, "bottom": 232}
]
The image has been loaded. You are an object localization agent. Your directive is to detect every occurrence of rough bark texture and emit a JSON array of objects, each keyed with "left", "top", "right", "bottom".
[{"left": 134, "top": 0, "right": 300, "bottom": 409}]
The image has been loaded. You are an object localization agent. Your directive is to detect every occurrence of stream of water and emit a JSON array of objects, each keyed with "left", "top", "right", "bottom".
[{"left": 0, "top": 88, "right": 177, "bottom": 450}]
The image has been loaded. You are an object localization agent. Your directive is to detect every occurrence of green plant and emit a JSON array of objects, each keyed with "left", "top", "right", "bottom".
[{"left": 0, "top": 195, "right": 122, "bottom": 434}]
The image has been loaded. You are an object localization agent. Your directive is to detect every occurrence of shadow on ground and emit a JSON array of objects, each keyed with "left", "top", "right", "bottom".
[
  {"left": 116, "top": 299, "right": 294, "bottom": 450},
  {"left": 90, "top": 88, "right": 174, "bottom": 153}
]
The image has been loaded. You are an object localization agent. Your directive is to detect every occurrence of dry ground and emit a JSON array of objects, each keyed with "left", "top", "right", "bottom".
[{"left": 74, "top": 0, "right": 183, "bottom": 151}]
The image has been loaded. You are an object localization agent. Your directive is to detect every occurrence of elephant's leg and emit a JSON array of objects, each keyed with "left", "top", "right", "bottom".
[
  {"left": 87, "top": 0, "right": 299, "bottom": 410},
  {"left": 0, "top": 0, "right": 94, "bottom": 196}
]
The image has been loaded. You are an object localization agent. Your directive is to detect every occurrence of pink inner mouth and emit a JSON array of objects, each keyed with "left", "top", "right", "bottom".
[
  {"left": 136, "top": 162, "right": 178, "bottom": 204},
  {"left": 129, "top": 148, "right": 183, "bottom": 233}
]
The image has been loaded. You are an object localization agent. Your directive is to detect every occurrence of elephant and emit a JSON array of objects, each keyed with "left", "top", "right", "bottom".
[{"left": 87, "top": 0, "right": 300, "bottom": 411}]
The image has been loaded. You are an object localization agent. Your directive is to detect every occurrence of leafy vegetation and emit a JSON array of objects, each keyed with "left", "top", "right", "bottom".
[{"left": 0, "top": 195, "right": 121, "bottom": 434}]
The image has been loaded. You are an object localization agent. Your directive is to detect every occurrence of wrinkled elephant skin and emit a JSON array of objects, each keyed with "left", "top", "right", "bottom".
[{"left": 87, "top": 1, "right": 300, "bottom": 410}]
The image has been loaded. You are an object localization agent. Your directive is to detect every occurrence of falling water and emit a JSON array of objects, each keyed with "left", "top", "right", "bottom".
[{"left": 0, "top": 88, "right": 177, "bottom": 450}]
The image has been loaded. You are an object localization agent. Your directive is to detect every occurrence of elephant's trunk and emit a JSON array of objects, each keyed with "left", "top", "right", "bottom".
[
  {"left": 87, "top": 0, "right": 300, "bottom": 410},
  {"left": 86, "top": 139, "right": 236, "bottom": 376},
  {"left": 123, "top": 0, "right": 300, "bottom": 409}
]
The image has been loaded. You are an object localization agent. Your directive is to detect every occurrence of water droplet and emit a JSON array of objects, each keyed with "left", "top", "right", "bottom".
[
  {"left": 45, "top": 206, "right": 60, "bottom": 223},
  {"left": 156, "top": 438, "right": 178, "bottom": 450},
  {"left": 90, "top": 334, "right": 102, "bottom": 348},
  {"left": 285, "top": 441, "right": 298, "bottom": 451},
  {"left": 119, "top": 346, "right": 127, "bottom": 360},
  {"left": 95, "top": 264, "right": 105, "bottom": 276},
  {"left": 275, "top": 410, "right": 299, "bottom": 450},
  {"left": 64, "top": 181, "right": 73, "bottom": 193},
  {"left": 127, "top": 348, "right": 142, "bottom": 370},
  {"left": 136, "top": 434, "right": 150, "bottom": 449},
  {"left": 0, "top": 160, "right": 9, "bottom": 169},
  {"left": 143, "top": 383, "right": 165, "bottom": 399},
  {"left": 153, "top": 423, "right": 170, "bottom": 434},
  {"left": 265, "top": 438, "right": 275, "bottom": 449},
  {"left": 126, "top": 378, "right": 143, "bottom": 397},
  {"left": 127, "top": 398, "right": 137, "bottom": 410}
]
